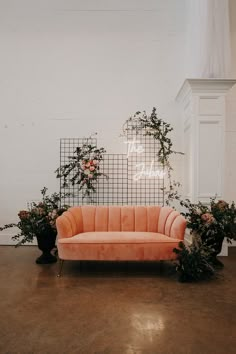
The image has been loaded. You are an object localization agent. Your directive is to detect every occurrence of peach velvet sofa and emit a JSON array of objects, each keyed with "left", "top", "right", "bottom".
[{"left": 56, "top": 205, "right": 186, "bottom": 276}]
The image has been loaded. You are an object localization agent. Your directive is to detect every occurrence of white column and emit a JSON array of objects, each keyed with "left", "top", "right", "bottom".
[
  {"left": 176, "top": 79, "right": 236, "bottom": 204},
  {"left": 176, "top": 79, "right": 236, "bottom": 255}
]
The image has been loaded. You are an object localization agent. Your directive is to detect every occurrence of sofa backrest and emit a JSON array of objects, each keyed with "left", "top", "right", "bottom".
[{"left": 59, "top": 205, "right": 186, "bottom": 240}]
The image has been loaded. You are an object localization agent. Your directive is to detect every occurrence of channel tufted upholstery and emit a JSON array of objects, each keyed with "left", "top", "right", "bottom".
[{"left": 56, "top": 205, "right": 186, "bottom": 263}]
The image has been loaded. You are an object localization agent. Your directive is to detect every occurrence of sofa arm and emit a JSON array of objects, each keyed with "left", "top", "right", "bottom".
[
  {"left": 56, "top": 212, "right": 73, "bottom": 239},
  {"left": 56, "top": 207, "right": 83, "bottom": 239},
  {"left": 170, "top": 215, "right": 187, "bottom": 241}
]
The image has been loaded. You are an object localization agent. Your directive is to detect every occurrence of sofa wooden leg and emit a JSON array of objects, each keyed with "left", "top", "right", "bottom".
[{"left": 57, "top": 259, "right": 64, "bottom": 277}]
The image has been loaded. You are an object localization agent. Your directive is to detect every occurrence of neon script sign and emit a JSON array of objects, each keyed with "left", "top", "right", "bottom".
[{"left": 124, "top": 138, "right": 165, "bottom": 181}]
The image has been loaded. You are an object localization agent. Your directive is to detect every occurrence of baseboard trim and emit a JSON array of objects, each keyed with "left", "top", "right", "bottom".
[{"left": 0, "top": 233, "right": 37, "bottom": 246}]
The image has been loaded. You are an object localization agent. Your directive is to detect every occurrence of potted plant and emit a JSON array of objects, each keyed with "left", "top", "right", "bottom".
[
  {"left": 180, "top": 198, "right": 236, "bottom": 268},
  {"left": 0, "top": 187, "right": 69, "bottom": 264}
]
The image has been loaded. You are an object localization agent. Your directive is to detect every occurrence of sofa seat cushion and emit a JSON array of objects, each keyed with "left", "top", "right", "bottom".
[
  {"left": 58, "top": 231, "right": 177, "bottom": 244},
  {"left": 57, "top": 232, "right": 180, "bottom": 261}
]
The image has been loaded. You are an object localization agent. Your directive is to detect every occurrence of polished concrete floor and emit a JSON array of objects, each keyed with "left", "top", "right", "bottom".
[{"left": 0, "top": 246, "right": 235, "bottom": 354}]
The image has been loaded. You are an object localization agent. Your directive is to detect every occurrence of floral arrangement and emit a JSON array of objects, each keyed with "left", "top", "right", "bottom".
[
  {"left": 172, "top": 197, "right": 236, "bottom": 280},
  {"left": 180, "top": 198, "right": 236, "bottom": 245},
  {"left": 0, "top": 187, "right": 69, "bottom": 247},
  {"left": 81, "top": 158, "right": 99, "bottom": 180},
  {"left": 55, "top": 141, "right": 107, "bottom": 199}
]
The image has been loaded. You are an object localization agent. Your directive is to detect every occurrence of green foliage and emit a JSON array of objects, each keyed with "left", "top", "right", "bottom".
[
  {"left": 55, "top": 141, "right": 107, "bottom": 199},
  {"left": 180, "top": 198, "right": 236, "bottom": 244},
  {"left": 0, "top": 188, "right": 69, "bottom": 247},
  {"left": 173, "top": 237, "right": 215, "bottom": 282},
  {"left": 174, "top": 198, "right": 236, "bottom": 279},
  {"left": 164, "top": 180, "right": 182, "bottom": 206},
  {"left": 172, "top": 197, "right": 236, "bottom": 281},
  {"left": 123, "top": 107, "right": 183, "bottom": 168}
]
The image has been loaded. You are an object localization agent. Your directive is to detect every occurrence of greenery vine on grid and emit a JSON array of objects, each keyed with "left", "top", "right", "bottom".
[
  {"left": 55, "top": 139, "right": 107, "bottom": 199},
  {"left": 122, "top": 107, "right": 184, "bottom": 204}
]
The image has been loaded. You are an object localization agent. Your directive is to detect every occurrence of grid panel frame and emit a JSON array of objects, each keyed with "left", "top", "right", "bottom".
[
  {"left": 125, "top": 119, "right": 164, "bottom": 205},
  {"left": 59, "top": 138, "right": 97, "bottom": 206},
  {"left": 59, "top": 126, "right": 164, "bottom": 206}
]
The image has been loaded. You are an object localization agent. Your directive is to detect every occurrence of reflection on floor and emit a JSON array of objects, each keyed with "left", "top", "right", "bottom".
[{"left": 0, "top": 246, "right": 235, "bottom": 354}]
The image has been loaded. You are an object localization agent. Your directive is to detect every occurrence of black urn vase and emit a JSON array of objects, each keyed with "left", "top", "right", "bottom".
[{"left": 36, "top": 231, "right": 57, "bottom": 264}]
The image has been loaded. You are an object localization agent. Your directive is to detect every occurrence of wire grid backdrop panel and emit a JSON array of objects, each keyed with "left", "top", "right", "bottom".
[
  {"left": 59, "top": 138, "right": 97, "bottom": 206},
  {"left": 97, "top": 154, "right": 128, "bottom": 205},
  {"left": 59, "top": 130, "right": 164, "bottom": 206}
]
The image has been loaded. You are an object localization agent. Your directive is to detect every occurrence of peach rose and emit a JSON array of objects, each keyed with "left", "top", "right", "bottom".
[
  {"left": 201, "top": 213, "right": 215, "bottom": 224},
  {"left": 18, "top": 210, "right": 30, "bottom": 220},
  {"left": 89, "top": 166, "right": 95, "bottom": 171},
  {"left": 93, "top": 160, "right": 98, "bottom": 165},
  {"left": 215, "top": 200, "right": 228, "bottom": 210},
  {"left": 88, "top": 174, "right": 93, "bottom": 179}
]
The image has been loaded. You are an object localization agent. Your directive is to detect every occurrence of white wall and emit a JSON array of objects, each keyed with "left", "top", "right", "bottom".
[
  {"left": 225, "top": 0, "right": 236, "bottom": 202},
  {"left": 225, "top": 0, "right": 236, "bottom": 247},
  {"left": 0, "top": 0, "right": 187, "bottom": 243}
]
